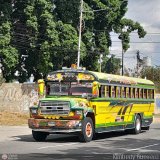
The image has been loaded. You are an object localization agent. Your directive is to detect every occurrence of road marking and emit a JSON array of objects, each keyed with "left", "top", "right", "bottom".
[
  {"left": 12, "top": 137, "right": 21, "bottom": 140},
  {"left": 38, "top": 143, "right": 77, "bottom": 150},
  {"left": 127, "top": 143, "right": 159, "bottom": 151}
]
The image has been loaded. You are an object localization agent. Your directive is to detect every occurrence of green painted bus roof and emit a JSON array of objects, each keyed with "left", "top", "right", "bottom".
[
  {"left": 89, "top": 71, "right": 154, "bottom": 86},
  {"left": 48, "top": 68, "right": 154, "bottom": 86}
]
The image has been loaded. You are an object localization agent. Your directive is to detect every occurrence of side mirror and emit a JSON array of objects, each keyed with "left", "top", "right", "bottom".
[
  {"left": 38, "top": 79, "right": 45, "bottom": 97},
  {"left": 92, "top": 81, "right": 100, "bottom": 97}
]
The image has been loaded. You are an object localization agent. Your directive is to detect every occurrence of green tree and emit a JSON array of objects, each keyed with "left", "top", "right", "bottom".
[
  {"left": 11, "top": 0, "right": 30, "bottom": 82},
  {"left": 11, "top": 0, "right": 60, "bottom": 81},
  {"left": 54, "top": 0, "right": 146, "bottom": 72},
  {"left": 0, "top": 0, "right": 18, "bottom": 82},
  {"left": 53, "top": 21, "right": 84, "bottom": 69},
  {"left": 141, "top": 66, "right": 160, "bottom": 92},
  {"left": 0, "top": 0, "right": 147, "bottom": 82},
  {"left": 105, "top": 55, "right": 121, "bottom": 74},
  {"left": 116, "top": 19, "right": 146, "bottom": 52}
]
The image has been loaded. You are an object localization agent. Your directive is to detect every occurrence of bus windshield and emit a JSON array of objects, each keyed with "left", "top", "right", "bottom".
[{"left": 46, "top": 82, "right": 92, "bottom": 96}]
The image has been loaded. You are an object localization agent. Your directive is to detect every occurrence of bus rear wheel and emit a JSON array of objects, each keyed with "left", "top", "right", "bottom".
[
  {"left": 79, "top": 117, "right": 94, "bottom": 142},
  {"left": 142, "top": 126, "right": 150, "bottom": 131},
  {"left": 132, "top": 114, "right": 142, "bottom": 134},
  {"left": 32, "top": 130, "right": 48, "bottom": 141}
]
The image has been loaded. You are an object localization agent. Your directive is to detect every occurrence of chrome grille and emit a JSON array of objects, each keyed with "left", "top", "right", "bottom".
[{"left": 40, "top": 101, "right": 70, "bottom": 115}]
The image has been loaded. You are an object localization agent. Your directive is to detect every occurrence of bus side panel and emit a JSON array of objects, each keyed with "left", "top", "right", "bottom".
[
  {"left": 90, "top": 101, "right": 111, "bottom": 128},
  {"left": 126, "top": 102, "right": 154, "bottom": 127},
  {"left": 90, "top": 101, "right": 124, "bottom": 127},
  {"left": 143, "top": 103, "right": 154, "bottom": 118},
  {"left": 108, "top": 105, "right": 127, "bottom": 123},
  {"left": 90, "top": 100, "right": 154, "bottom": 132},
  {"left": 131, "top": 103, "right": 154, "bottom": 117}
]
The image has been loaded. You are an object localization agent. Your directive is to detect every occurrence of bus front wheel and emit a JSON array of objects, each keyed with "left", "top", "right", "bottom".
[
  {"left": 32, "top": 130, "right": 48, "bottom": 141},
  {"left": 79, "top": 117, "right": 94, "bottom": 142}
]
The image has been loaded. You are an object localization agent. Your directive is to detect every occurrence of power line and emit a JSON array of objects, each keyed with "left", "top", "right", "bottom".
[
  {"left": 112, "top": 32, "right": 160, "bottom": 35},
  {"left": 94, "top": 30, "right": 160, "bottom": 35},
  {"left": 83, "top": 8, "right": 108, "bottom": 13},
  {"left": 112, "top": 41, "right": 160, "bottom": 43}
]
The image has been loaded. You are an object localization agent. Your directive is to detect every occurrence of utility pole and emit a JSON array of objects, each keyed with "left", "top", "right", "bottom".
[
  {"left": 77, "top": 0, "right": 83, "bottom": 68},
  {"left": 119, "top": 33, "right": 124, "bottom": 76},
  {"left": 98, "top": 54, "right": 103, "bottom": 72},
  {"left": 136, "top": 53, "right": 139, "bottom": 77},
  {"left": 122, "top": 47, "right": 124, "bottom": 76}
]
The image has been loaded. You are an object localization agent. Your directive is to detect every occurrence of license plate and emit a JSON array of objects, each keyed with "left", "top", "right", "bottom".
[{"left": 48, "top": 122, "right": 55, "bottom": 126}]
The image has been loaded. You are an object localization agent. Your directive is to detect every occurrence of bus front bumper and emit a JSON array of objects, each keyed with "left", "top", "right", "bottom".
[{"left": 28, "top": 118, "right": 82, "bottom": 133}]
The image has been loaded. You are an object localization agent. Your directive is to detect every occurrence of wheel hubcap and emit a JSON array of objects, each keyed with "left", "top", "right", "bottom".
[
  {"left": 136, "top": 118, "right": 141, "bottom": 131},
  {"left": 86, "top": 122, "right": 92, "bottom": 137}
]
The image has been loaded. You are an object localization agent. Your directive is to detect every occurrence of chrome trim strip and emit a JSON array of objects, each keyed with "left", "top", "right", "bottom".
[{"left": 32, "top": 129, "right": 81, "bottom": 133}]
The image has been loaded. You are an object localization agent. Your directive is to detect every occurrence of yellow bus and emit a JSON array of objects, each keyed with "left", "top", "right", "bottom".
[{"left": 28, "top": 67, "right": 155, "bottom": 142}]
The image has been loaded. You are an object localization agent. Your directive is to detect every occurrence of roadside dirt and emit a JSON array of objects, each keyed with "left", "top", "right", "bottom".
[
  {"left": 0, "top": 111, "right": 29, "bottom": 126},
  {"left": 153, "top": 114, "right": 160, "bottom": 123}
]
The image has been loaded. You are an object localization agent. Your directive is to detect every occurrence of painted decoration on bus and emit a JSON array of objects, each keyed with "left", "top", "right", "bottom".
[
  {"left": 77, "top": 73, "right": 94, "bottom": 81},
  {"left": 47, "top": 73, "right": 95, "bottom": 81},
  {"left": 47, "top": 73, "right": 63, "bottom": 81},
  {"left": 107, "top": 75, "right": 137, "bottom": 85}
]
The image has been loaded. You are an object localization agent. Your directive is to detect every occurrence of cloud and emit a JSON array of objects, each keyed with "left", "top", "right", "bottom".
[
  {"left": 112, "top": 0, "right": 160, "bottom": 67},
  {"left": 126, "top": 0, "right": 160, "bottom": 33}
]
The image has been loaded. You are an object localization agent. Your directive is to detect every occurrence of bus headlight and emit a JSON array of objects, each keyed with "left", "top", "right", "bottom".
[
  {"left": 30, "top": 108, "right": 37, "bottom": 114},
  {"left": 75, "top": 110, "right": 82, "bottom": 115}
]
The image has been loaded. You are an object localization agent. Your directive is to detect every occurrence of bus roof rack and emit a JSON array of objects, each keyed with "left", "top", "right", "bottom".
[
  {"left": 62, "top": 67, "right": 69, "bottom": 70},
  {"left": 77, "top": 67, "right": 86, "bottom": 70},
  {"left": 62, "top": 66, "right": 86, "bottom": 71}
]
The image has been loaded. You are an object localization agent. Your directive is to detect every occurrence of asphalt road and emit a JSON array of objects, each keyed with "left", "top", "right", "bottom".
[{"left": 0, "top": 123, "right": 160, "bottom": 160}]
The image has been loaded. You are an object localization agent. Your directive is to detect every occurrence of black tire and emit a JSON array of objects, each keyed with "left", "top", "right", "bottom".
[
  {"left": 79, "top": 117, "right": 94, "bottom": 142},
  {"left": 32, "top": 130, "right": 48, "bottom": 141},
  {"left": 132, "top": 114, "right": 142, "bottom": 134},
  {"left": 142, "top": 126, "right": 150, "bottom": 131}
]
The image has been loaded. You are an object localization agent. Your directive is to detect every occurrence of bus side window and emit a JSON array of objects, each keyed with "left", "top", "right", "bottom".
[
  {"left": 151, "top": 89, "right": 154, "bottom": 99},
  {"left": 126, "top": 87, "right": 131, "bottom": 98},
  {"left": 117, "top": 87, "right": 121, "bottom": 98},
  {"left": 124, "top": 87, "right": 127, "bottom": 98},
  {"left": 138, "top": 88, "right": 140, "bottom": 98},
  {"left": 152, "top": 90, "right": 155, "bottom": 99},
  {"left": 132, "top": 88, "right": 135, "bottom": 98},
  {"left": 122, "top": 87, "right": 125, "bottom": 98},
  {"left": 135, "top": 88, "right": 139, "bottom": 98},
  {"left": 106, "top": 86, "right": 109, "bottom": 97},
  {"left": 148, "top": 89, "right": 151, "bottom": 99},
  {"left": 140, "top": 89, "right": 143, "bottom": 99},
  {"left": 126, "top": 87, "right": 129, "bottom": 98},
  {"left": 120, "top": 87, "right": 122, "bottom": 98},
  {"left": 144, "top": 89, "right": 147, "bottom": 99},
  {"left": 129, "top": 88, "right": 131, "bottom": 98},
  {"left": 112, "top": 86, "right": 115, "bottom": 98},
  {"left": 114, "top": 86, "right": 117, "bottom": 98},
  {"left": 109, "top": 86, "right": 112, "bottom": 97},
  {"left": 148, "top": 89, "right": 152, "bottom": 99},
  {"left": 101, "top": 85, "right": 105, "bottom": 97}
]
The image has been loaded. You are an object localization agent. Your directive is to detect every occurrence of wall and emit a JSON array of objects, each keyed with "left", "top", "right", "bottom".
[
  {"left": 0, "top": 83, "right": 38, "bottom": 112},
  {"left": 155, "top": 94, "right": 160, "bottom": 114},
  {"left": 0, "top": 83, "right": 160, "bottom": 114}
]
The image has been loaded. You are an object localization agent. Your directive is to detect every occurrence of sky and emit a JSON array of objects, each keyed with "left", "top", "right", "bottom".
[{"left": 110, "top": 0, "right": 160, "bottom": 70}]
